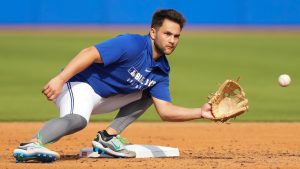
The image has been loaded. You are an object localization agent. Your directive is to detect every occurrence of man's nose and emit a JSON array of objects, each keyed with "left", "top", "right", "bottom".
[{"left": 169, "top": 36, "right": 175, "bottom": 44}]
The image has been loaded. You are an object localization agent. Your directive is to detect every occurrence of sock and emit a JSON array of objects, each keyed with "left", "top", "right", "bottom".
[
  {"left": 100, "top": 130, "right": 116, "bottom": 141},
  {"left": 20, "top": 143, "right": 31, "bottom": 146}
]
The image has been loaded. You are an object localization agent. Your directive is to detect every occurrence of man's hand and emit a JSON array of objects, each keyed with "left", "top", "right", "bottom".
[
  {"left": 42, "top": 75, "right": 65, "bottom": 101},
  {"left": 200, "top": 103, "right": 215, "bottom": 120}
]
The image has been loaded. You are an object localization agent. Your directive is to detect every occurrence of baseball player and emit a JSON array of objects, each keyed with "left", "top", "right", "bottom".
[{"left": 13, "top": 9, "right": 215, "bottom": 162}]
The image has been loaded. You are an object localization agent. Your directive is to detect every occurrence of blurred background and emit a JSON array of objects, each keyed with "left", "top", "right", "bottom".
[
  {"left": 1, "top": 0, "right": 300, "bottom": 25},
  {"left": 0, "top": 0, "right": 299, "bottom": 122}
]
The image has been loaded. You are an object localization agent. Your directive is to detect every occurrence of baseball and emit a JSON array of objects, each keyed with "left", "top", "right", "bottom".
[{"left": 278, "top": 74, "right": 291, "bottom": 87}]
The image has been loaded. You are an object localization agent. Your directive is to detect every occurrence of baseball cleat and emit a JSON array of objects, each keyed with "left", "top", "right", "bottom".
[
  {"left": 13, "top": 142, "right": 60, "bottom": 163},
  {"left": 92, "top": 131, "right": 136, "bottom": 158}
]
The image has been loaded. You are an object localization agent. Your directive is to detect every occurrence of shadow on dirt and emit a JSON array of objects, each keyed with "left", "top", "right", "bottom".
[{"left": 60, "top": 154, "right": 80, "bottom": 160}]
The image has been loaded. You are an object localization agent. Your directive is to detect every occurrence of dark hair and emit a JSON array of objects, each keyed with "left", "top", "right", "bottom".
[{"left": 151, "top": 9, "right": 186, "bottom": 30}]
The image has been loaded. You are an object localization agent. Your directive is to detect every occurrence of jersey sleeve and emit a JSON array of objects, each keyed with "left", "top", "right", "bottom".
[
  {"left": 148, "top": 76, "right": 171, "bottom": 102},
  {"left": 94, "top": 34, "right": 145, "bottom": 66}
]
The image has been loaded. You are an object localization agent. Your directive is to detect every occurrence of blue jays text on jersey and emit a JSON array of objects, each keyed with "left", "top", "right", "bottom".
[{"left": 127, "top": 67, "right": 157, "bottom": 89}]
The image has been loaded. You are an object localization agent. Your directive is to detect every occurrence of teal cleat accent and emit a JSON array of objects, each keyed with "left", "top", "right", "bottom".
[{"left": 92, "top": 131, "right": 135, "bottom": 158}]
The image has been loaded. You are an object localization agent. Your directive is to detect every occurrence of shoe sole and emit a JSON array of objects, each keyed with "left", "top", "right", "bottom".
[
  {"left": 13, "top": 150, "right": 59, "bottom": 163},
  {"left": 92, "top": 146, "right": 120, "bottom": 158},
  {"left": 92, "top": 141, "right": 135, "bottom": 158}
]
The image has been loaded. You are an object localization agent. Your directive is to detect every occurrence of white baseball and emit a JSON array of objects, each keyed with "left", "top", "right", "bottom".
[{"left": 278, "top": 74, "right": 291, "bottom": 87}]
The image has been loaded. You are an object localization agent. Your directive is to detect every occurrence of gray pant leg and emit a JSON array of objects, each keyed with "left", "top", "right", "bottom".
[
  {"left": 109, "top": 93, "right": 153, "bottom": 133},
  {"left": 34, "top": 114, "right": 87, "bottom": 145}
]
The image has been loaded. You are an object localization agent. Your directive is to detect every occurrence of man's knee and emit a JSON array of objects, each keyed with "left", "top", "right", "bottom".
[{"left": 63, "top": 114, "right": 88, "bottom": 131}]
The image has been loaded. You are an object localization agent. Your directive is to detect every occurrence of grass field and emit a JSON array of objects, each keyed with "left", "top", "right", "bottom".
[{"left": 0, "top": 28, "right": 299, "bottom": 121}]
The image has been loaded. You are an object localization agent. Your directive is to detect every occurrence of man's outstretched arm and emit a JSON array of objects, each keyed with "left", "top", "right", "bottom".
[
  {"left": 42, "top": 46, "right": 102, "bottom": 101},
  {"left": 152, "top": 97, "right": 214, "bottom": 121}
]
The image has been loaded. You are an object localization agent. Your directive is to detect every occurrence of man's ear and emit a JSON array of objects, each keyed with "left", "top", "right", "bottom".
[{"left": 149, "top": 27, "right": 156, "bottom": 40}]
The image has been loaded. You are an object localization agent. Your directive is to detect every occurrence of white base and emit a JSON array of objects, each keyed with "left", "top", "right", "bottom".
[{"left": 80, "top": 144, "right": 180, "bottom": 158}]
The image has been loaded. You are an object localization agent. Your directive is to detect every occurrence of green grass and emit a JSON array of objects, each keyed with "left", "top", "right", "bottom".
[{"left": 0, "top": 29, "right": 299, "bottom": 122}]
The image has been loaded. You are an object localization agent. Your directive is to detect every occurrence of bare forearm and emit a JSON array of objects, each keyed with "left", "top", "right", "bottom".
[
  {"left": 42, "top": 47, "right": 101, "bottom": 101},
  {"left": 153, "top": 97, "right": 203, "bottom": 121},
  {"left": 159, "top": 104, "right": 202, "bottom": 122},
  {"left": 58, "top": 47, "right": 100, "bottom": 83},
  {"left": 153, "top": 97, "right": 214, "bottom": 122}
]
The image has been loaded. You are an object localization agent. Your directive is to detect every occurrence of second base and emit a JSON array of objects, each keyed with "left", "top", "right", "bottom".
[{"left": 80, "top": 144, "right": 180, "bottom": 158}]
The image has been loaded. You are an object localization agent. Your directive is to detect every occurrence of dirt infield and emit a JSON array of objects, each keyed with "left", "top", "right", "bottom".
[{"left": 1, "top": 122, "right": 300, "bottom": 169}]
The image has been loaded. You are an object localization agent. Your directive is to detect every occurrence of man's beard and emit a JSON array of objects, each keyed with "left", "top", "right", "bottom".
[{"left": 154, "top": 40, "right": 166, "bottom": 56}]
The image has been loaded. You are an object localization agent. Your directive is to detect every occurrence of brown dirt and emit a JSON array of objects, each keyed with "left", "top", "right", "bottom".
[{"left": 1, "top": 122, "right": 300, "bottom": 169}]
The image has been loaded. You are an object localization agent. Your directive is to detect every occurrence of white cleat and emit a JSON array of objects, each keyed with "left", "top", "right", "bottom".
[{"left": 13, "top": 142, "right": 59, "bottom": 163}]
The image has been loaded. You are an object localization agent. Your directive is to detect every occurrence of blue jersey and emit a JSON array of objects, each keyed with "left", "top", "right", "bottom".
[{"left": 69, "top": 34, "right": 171, "bottom": 102}]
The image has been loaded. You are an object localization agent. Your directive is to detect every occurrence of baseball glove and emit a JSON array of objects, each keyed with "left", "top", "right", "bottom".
[{"left": 208, "top": 79, "right": 249, "bottom": 122}]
